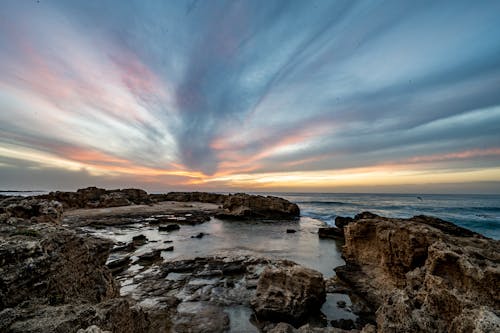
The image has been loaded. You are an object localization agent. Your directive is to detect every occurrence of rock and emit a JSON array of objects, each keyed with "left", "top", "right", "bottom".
[
  {"left": 334, "top": 216, "right": 354, "bottom": 230},
  {"left": 4, "top": 199, "right": 63, "bottom": 224},
  {"left": 0, "top": 224, "right": 118, "bottom": 309},
  {"left": 330, "top": 319, "right": 355, "bottom": 330},
  {"left": 335, "top": 212, "right": 500, "bottom": 333},
  {"left": 268, "top": 322, "right": 297, "bottom": 333},
  {"left": 158, "top": 224, "right": 180, "bottom": 232},
  {"left": 77, "top": 325, "right": 111, "bottom": 333},
  {"left": 286, "top": 229, "right": 297, "bottom": 233},
  {"left": 118, "top": 188, "right": 150, "bottom": 205},
  {"left": 98, "top": 192, "right": 131, "bottom": 208},
  {"left": 318, "top": 227, "right": 343, "bottom": 239},
  {"left": 217, "top": 193, "right": 300, "bottom": 220},
  {"left": 267, "top": 323, "right": 351, "bottom": 333},
  {"left": 172, "top": 302, "right": 229, "bottom": 333},
  {"left": 42, "top": 187, "right": 151, "bottom": 210},
  {"left": 137, "top": 250, "right": 162, "bottom": 265},
  {"left": 337, "top": 300, "right": 346, "bottom": 308},
  {"left": 106, "top": 256, "right": 132, "bottom": 275},
  {"left": 251, "top": 265, "right": 326, "bottom": 326},
  {"left": 162, "top": 192, "right": 227, "bottom": 204},
  {"left": 3, "top": 298, "right": 149, "bottom": 333},
  {"left": 191, "top": 232, "right": 206, "bottom": 239},
  {"left": 132, "top": 234, "right": 148, "bottom": 246}
]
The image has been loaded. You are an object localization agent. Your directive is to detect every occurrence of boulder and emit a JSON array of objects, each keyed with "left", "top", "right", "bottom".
[
  {"left": 217, "top": 193, "right": 300, "bottom": 220},
  {"left": 251, "top": 265, "right": 326, "bottom": 326},
  {"left": 335, "top": 212, "right": 500, "bottom": 333},
  {"left": 158, "top": 224, "right": 180, "bottom": 232},
  {"left": 318, "top": 227, "right": 343, "bottom": 239}
]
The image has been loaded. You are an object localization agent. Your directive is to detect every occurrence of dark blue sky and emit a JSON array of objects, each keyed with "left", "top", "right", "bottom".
[{"left": 1, "top": 0, "right": 500, "bottom": 192}]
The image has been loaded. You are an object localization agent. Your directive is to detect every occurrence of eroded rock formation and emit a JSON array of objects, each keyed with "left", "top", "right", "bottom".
[
  {"left": 218, "top": 193, "right": 300, "bottom": 220},
  {"left": 334, "top": 212, "right": 500, "bottom": 333},
  {"left": 0, "top": 201, "right": 149, "bottom": 332},
  {"left": 251, "top": 265, "right": 326, "bottom": 326}
]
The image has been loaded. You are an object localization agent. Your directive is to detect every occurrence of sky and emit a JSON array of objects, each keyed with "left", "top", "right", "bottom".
[{"left": 1, "top": 0, "right": 500, "bottom": 193}]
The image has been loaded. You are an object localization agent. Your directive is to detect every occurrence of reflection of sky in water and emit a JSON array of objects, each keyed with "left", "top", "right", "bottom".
[
  {"left": 83, "top": 217, "right": 356, "bottom": 331},
  {"left": 86, "top": 216, "right": 344, "bottom": 277}
]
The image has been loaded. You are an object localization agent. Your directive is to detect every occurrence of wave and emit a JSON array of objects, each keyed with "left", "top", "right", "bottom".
[{"left": 297, "top": 201, "right": 359, "bottom": 206}]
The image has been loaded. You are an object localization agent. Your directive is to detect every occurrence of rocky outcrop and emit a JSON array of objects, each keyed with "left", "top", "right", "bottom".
[
  {"left": 0, "top": 224, "right": 118, "bottom": 309},
  {"left": 335, "top": 212, "right": 500, "bottom": 333},
  {"left": 251, "top": 265, "right": 326, "bottom": 326},
  {"left": 217, "top": 193, "right": 300, "bottom": 220},
  {"left": 158, "top": 191, "right": 227, "bottom": 204},
  {"left": 1, "top": 199, "right": 63, "bottom": 224},
  {"left": 158, "top": 192, "right": 300, "bottom": 220},
  {"left": 318, "top": 227, "right": 343, "bottom": 240},
  {"left": 2, "top": 298, "right": 148, "bottom": 333},
  {"left": 0, "top": 200, "right": 149, "bottom": 332},
  {"left": 42, "top": 187, "right": 151, "bottom": 209}
]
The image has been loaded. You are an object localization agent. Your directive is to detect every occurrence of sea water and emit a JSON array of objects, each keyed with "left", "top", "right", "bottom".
[{"left": 276, "top": 192, "right": 500, "bottom": 240}]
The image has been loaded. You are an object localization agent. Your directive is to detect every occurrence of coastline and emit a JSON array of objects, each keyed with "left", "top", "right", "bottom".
[{"left": 1, "top": 187, "right": 499, "bottom": 332}]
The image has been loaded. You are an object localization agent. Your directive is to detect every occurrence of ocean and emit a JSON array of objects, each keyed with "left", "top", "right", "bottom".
[
  {"left": 2, "top": 191, "right": 499, "bottom": 240},
  {"left": 277, "top": 192, "right": 500, "bottom": 240}
]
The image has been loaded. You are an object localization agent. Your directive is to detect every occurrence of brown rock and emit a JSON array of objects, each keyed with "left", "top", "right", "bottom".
[
  {"left": 217, "top": 193, "right": 300, "bottom": 220},
  {"left": 251, "top": 265, "right": 326, "bottom": 326},
  {"left": 318, "top": 227, "right": 343, "bottom": 239},
  {"left": 4, "top": 199, "right": 63, "bottom": 224},
  {"left": 0, "top": 224, "right": 119, "bottom": 309},
  {"left": 335, "top": 213, "right": 500, "bottom": 333}
]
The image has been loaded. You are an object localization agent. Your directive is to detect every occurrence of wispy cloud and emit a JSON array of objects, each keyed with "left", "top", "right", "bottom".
[{"left": 1, "top": 0, "right": 500, "bottom": 192}]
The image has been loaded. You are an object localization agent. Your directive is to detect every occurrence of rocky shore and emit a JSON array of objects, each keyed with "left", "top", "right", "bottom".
[{"left": 1, "top": 188, "right": 499, "bottom": 332}]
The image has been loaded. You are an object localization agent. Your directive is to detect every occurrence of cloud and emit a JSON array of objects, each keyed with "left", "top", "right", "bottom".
[{"left": 1, "top": 0, "right": 500, "bottom": 192}]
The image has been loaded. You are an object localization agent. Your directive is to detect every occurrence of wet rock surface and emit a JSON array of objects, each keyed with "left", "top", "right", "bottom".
[
  {"left": 318, "top": 227, "right": 344, "bottom": 240},
  {"left": 335, "top": 212, "right": 500, "bottom": 333}
]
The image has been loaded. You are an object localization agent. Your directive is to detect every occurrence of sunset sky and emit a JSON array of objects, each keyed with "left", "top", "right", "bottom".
[{"left": 1, "top": 0, "right": 500, "bottom": 193}]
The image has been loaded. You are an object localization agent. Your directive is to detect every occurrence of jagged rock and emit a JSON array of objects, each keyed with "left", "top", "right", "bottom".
[
  {"left": 4, "top": 199, "right": 63, "bottom": 224},
  {"left": 191, "top": 232, "right": 207, "bottom": 239},
  {"left": 286, "top": 229, "right": 297, "bottom": 233},
  {"left": 77, "top": 325, "right": 111, "bottom": 333},
  {"left": 106, "top": 256, "right": 132, "bottom": 275},
  {"left": 251, "top": 265, "right": 326, "bottom": 326},
  {"left": 217, "top": 193, "right": 300, "bottom": 220},
  {"left": 335, "top": 212, "right": 500, "bottom": 333},
  {"left": 98, "top": 192, "right": 131, "bottom": 208},
  {"left": 318, "top": 227, "right": 343, "bottom": 239},
  {"left": 172, "top": 302, "right": 229, "bottom": 333},
  {"left": 42, "top": 187, "right": 151, "bottom": 210},
  {"left": 267, "top": 322, "right": 352, "bottom": 333},
  {"left": 132, "top": 234, "right": 148, "bottom": 246},
  {"left": 137, "top": 250, "right": 163, "bottom": 265},
  {"left": 331, "top": 319, "right": 355, "bottom": 330},
  {"left": 2, "top": 298, "right": 149, "bottom": 333},
  {"left": 158, "top": 224, "right": 180, "bottom": 232},
  {"left": 335, "top": 216, "right": 354, "bottom": 230},
  {"left": 0, "top": 224, "right": 118, "bottom": 309},
  {"left": 162, "top": 191, "right": 227, "bottom": 204}
]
